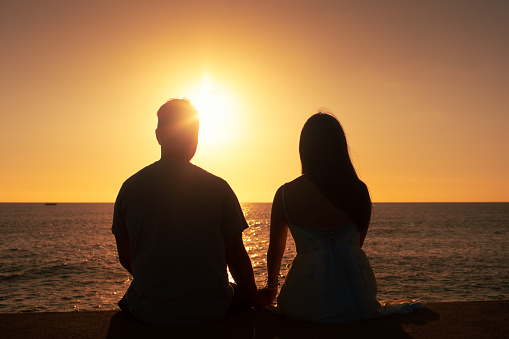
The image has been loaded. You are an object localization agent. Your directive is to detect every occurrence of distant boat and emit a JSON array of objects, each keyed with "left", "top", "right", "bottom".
[{"left": 44, "top": 203, "right": 57, "bottom": 206}]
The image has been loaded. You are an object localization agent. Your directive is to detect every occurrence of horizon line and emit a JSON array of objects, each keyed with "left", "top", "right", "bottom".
[{"left": 1, "top": 201, "right": 508, "bottom": 204}]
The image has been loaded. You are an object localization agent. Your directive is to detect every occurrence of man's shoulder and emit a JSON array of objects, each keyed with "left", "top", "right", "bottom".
[
  {"left": 122, "top": 161, "right": 159, "bottom": 184},
  {"left": 118, "top": 160, "right": 232, "bottom": 196},
  {"left": 189, "top": 165, "right": 236, "bottom": 197},
  {"left": 189, "top": 163, "right": 225, "bottom": 182}
]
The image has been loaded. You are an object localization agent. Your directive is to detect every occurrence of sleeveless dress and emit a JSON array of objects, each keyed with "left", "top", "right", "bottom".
[{"left": 276, "top": 186, "right": 424, "bottom": 322}]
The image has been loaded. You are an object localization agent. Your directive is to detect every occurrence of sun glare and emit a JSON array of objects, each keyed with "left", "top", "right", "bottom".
[{"left": 190, "top": 77, "right": 238, "bottom": 149}]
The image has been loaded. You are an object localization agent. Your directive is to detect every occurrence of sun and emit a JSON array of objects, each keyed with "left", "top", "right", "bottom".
[{"left": 190, "top": 77, "right": 238, "bottom": 148}]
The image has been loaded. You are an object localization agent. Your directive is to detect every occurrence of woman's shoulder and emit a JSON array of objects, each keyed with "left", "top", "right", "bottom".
[
  {"left": 275, "top": 176, "right": 306, "bottom": 193},
  {"left": 356, "top": 180, "right": 371, "bottom": 200},
  {"left": 354, "top": 180, "right": 369, "bottom": 194},
  {"left": 278, "top": 176, "right": 315, "bottom": 200},
  {"left": 273, "top": 176, "right": 312, "bottom": 205},
  {"left": 286, "top": 175, "right": 312, "bottom": 188},
  {"left": 285, "top": 175, "right": 306, "bottom": 185}
]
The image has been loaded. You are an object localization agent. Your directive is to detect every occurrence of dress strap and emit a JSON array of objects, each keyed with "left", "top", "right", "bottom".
[{"left": 281, "top": 184, "right": 292, "bottom": 225}]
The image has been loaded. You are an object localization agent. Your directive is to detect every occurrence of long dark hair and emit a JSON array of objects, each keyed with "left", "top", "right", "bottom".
[{"left": 299, "top": 112, "right": 371, "bottom": 231}]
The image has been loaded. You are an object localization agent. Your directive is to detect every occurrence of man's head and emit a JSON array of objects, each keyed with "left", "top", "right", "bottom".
[{"left": 156, "top": 99, "right": 200, "bottom": 161}]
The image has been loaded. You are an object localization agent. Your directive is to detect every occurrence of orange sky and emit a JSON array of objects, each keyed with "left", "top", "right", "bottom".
[{"left": 1, "top": 1, "right": 508, "bottom": 203}]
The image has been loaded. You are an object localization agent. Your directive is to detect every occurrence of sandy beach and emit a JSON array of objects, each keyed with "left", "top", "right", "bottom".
[{"left": 1, "top": 300, "right": 508, "bottom": 338}]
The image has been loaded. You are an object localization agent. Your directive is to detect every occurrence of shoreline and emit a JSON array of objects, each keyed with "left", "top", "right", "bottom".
[{"left": 1, "top": 300, "right": 508, "bottom": 338}]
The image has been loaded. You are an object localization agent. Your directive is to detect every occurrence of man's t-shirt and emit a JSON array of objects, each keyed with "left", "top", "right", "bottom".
[{"left": 112, "top": 159, "right": 248, "bottom": 325}]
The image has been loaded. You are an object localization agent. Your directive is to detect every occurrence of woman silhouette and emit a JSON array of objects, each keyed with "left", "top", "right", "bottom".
[{"left": 263, "top": 112, "right": 423, "bottom": 322}]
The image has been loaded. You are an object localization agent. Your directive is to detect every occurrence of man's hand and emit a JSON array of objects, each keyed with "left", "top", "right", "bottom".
[
  {"left": 251, "top": 289, "right": 273, "bottom": 307},
  {"left": 260, "top": 286, "right": 278, "bottom": 305}
]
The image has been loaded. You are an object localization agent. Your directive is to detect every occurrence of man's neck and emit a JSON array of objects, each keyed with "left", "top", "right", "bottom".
[{"left": 160, "top": 149, "right": 192, "bottom": 162}]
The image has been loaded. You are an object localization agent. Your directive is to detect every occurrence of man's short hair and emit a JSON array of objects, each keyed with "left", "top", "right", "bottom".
[{"left": 157, "top": 99, "right": 199, "bottom": 131}]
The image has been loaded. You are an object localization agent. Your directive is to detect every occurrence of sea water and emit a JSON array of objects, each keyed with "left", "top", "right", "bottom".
[{"left": 0, "top": 202, "right": 508, "bottom": 313}]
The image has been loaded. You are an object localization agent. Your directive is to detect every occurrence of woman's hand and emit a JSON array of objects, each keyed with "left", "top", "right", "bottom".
[
  {"left": 250, "top": 289, "right": 274, "bottom": 307},
  {"left": 260, "top": 286, "right": 278, "bottom": 305},
  {"left": 264, "top": 186, "right": 288, "bottom": 305}
]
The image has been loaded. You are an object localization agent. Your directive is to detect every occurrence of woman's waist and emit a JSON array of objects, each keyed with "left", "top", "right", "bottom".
[{"left": 295, "top": 242, "right": 361, "bottom": 255}]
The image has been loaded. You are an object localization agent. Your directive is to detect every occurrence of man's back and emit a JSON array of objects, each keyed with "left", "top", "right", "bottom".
[{"left": 112, "top": 159, "right": 248, "bottom": 325}]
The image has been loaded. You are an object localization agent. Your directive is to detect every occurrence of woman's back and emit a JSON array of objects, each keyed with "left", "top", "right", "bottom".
[
  {"left": 283, "top": 176, "right": 353, "bottom": 229},
  {"left": 275, "top": 176, "right": 383, "bottom": 322}
]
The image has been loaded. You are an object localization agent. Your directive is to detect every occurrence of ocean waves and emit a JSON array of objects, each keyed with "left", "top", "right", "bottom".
[{"left": 0, "top": 202, "right": 508, "bottom": 313}]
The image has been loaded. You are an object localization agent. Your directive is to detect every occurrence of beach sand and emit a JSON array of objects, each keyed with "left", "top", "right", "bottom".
[{"left": 1, "top": 300, "right": 508, "bottom": 338}]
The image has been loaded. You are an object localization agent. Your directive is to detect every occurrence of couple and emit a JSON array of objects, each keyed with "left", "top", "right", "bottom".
[{"left": 112, "top": 99, "right": 422, "bottom": 326}]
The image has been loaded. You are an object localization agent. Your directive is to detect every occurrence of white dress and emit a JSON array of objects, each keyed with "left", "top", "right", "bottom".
[{"left": 276, "top": 187, "right": 424, "bottom": 322}]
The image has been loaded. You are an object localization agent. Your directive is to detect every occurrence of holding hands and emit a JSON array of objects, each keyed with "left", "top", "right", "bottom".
[
  {"left": 260, "top": 280, "right": 279, "bottom": 305},
  {"left": 248, "top": 281, "right": 279, "bottom": 307}
]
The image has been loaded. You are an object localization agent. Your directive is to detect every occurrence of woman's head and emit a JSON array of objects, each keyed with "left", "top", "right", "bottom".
[
  {"left": 299, "top": 112, "right": 357, "bottom": 181},
  {"left": 298, "top": 112, "right": 370, "bottom": 229}
]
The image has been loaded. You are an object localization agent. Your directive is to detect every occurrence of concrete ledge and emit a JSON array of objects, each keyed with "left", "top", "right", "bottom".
[{"left": 1, "top": 300, "right": 508, "bottom": 338}]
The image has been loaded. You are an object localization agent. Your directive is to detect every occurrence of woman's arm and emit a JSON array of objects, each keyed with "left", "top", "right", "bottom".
[
  {"left": 264, "top": 187, "right": 289, "bottom": 302},
  {"left": 358, "top": 182, "right": 372, "bottom": 248}
]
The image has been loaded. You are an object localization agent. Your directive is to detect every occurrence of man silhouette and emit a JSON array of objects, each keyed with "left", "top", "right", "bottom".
[{"left": 112, "top": 99, "right": 265, "bottom": 325}]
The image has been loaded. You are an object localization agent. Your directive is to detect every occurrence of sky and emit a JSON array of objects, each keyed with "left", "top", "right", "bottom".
[{"left": 1, "top": 0, "right": 508, "bottom": 203}]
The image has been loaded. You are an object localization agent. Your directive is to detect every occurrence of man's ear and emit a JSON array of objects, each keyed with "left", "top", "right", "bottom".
[{"left": 155, "top": 128, "right": 161, "bottom": 145}]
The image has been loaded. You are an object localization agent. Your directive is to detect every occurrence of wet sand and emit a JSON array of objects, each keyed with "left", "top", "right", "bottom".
[{"left": 1, "top": 300, "right": 508, "bottom": 338}]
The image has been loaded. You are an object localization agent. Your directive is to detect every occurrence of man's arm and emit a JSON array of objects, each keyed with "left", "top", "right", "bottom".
[
  {"left": 224, "top": 234, "right": 266, "bottom": 307},
  {"left": 115, "top": 235, "right": 133, "bottom": 275}
]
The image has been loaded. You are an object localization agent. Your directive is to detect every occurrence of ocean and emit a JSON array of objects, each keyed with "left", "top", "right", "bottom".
[{"left": 0, "top": 202, "right": 508, "bottom": 313}]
